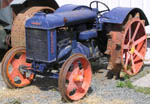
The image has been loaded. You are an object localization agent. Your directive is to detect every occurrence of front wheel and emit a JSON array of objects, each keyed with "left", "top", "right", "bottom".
[
  {"left": 58, "top": 54, "right": 92, "bottom": 102},
  {"left": 1, "top": 47, "right": 35, "bottom": 88}
]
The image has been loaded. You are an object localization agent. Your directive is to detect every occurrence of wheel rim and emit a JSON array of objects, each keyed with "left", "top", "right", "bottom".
[
  {"left": 121, "top": 18, "right": 147, "bottom": 75},
  {"left": 59, "top": 54, "right": 92, "bottom": 101},
  {"left": 6, "top": 48, "right": 34, "bottom": 87}
]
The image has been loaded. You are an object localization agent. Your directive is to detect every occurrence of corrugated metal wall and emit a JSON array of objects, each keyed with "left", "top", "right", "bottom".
[{"left": 56, "top": 0, "right": 150, "bottom": 32}]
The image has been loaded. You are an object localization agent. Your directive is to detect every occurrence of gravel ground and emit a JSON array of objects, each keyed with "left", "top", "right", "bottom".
[{"left": 0, "top": 62, "right": 150, "bottom": 104}]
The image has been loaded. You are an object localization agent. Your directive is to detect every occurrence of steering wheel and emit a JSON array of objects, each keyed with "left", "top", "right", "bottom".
[{"left": 90, "top": 1, "right": 110, "bottom": 14}]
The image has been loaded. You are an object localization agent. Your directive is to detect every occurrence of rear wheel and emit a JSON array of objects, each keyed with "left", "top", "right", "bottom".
[
  {"left": 121, "top": 18, "right": 147, "bottom": 75},
  {"left": 106, "top": 13, "right": 147, "bottom": 76},
  {"left": 1, "top": 47, "right": 34, "bottom": 88},
  {"left": 58, "top": 54, "right": 92, "bottom": 102}
]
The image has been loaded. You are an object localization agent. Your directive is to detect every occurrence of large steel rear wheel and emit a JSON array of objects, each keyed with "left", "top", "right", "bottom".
[
  {"left": 106, "top": 14, "right": 147, "bottom": 77},
  {"left": 121, "top": 18, "right": 147, "bottom": 75},
  {"left": 1, "top": 47, "right": 34, "bottom": 88},
  {"left": 58, "top": 54, "right": 92, "bottom": 102}
]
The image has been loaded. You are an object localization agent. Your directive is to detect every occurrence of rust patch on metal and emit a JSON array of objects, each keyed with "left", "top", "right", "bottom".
[
  {"left": 11, "top": 6, "right": 55, "bottom": 47},
  {"left": 105, "top": 31, "right": 123, "bottom": 75}
]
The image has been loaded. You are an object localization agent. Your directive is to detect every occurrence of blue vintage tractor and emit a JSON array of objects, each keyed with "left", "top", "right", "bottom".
[{"left": 1, "top": 1, "right": 149, "bottom": 102}]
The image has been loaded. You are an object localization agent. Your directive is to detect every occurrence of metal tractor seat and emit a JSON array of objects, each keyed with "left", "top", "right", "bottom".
[{"left": 79, "top": 29, "right": 97, "bottom": 40}]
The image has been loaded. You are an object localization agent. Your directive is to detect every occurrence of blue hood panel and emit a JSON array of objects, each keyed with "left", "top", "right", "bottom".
[{"left": 26, "top": 9, "right": 96, "bottom": 30}]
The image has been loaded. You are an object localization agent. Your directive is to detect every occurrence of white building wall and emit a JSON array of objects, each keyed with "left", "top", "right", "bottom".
[{"left": 56, "top": 0, "right": 150, "bottom": 33}]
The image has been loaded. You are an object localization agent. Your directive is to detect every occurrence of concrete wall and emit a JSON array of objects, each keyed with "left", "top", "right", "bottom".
[{"left": 56, "top": 0, "right": 150, "bottom": 33}]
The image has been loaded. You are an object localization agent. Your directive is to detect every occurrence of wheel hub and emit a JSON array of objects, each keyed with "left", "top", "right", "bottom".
[
  {"left": 74, "top": 74, "right": 83, "bottom": 82},
  {"left": 19, "top": 65, "right": 31, "bottom": 73},
  {"left": 129, "top": 46, "right": 135, "bottom": 54}
]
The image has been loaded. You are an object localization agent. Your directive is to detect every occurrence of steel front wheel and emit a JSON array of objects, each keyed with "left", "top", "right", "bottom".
[
  {"left": 1, "top": 47, "right": 34, "bottom": 88},
  {"left": 58, "top": 54, "right": 92, "bottom": 102},
  {"left": 121, "top": 18, "right": 147, "bottom": 75}
]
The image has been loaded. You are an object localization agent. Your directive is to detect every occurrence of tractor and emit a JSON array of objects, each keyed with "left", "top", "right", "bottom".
[{"left": 1, "top": 1, "right": 149, "bottom": 102}]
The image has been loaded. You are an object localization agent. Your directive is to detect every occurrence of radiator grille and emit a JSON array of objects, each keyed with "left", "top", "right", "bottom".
[{"left": 26, "top": 28, "right": 48, "bottom": 61}]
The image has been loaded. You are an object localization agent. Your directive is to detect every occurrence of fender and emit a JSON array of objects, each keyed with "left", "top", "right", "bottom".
[{"left": 101, "top": 7, "right": 149, "bottom": 26}]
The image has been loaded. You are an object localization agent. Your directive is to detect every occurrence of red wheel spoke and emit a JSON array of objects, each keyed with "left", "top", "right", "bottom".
[
  {"left": 66, "top": 61, "right": 80, "bottom": 81},
  {"left": 18, "top": 54, "right": 26, "bottom": 64},
  {"left": 124, "top": 27, "right": 131, "bottom": 50},
  {"left": 76, "top": 86, "right": 85, "bottom": 93},
  {"left": 10, "top": 69, "right": 18, "bottom": 80},
  {"left": 125, "top": 52, "right": 130, "bottom": 68},
  {"left": 124, "top": 44, "right": 129, "bottom": 49},
  {"left": 79, "top": 69, "right": 84, "bottom": 76},
  {"left": 11, "top": 59, "right": 20, "bottom": 69},
  {"left": 129, "top": 26, "right": 131, "bottom": 41},
  {"left": 134, "top": 49, "right": 144, "bottom": 60},
  {"left": 75, "top": 69, "right": 84, "bottom": 82},
  {"left": 18, "top": 71, "right": 30, "bottom": 85},
  {"left": 20, "top": 54, "right": 32, "bottom": 68},
  {"left": 132, "top": 22, "right": 141, "bottom": 41},
  {"left": 67, "top": 80, "right": 77, "bottom": 95},
  {"left": 133, "top": 35, "right": 147, "bottom": 46},
  {"left": 73, "top": 61, "right": 80, "bottom": 73},
  {"left": 18, "top": 71, "right": 25, "bottom": 81},
  {"left": 66, "top": 72, "right": 72, "bottom": 80},
  {"left": 131, "top": 54, "right": 136, "bottom": 73}
]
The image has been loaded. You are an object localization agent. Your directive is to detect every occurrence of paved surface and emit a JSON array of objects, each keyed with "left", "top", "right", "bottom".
[{"left": 133, "top": 73, "right": 150, "bottom": 87}]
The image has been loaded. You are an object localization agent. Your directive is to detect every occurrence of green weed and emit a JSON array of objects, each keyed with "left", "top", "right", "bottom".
[
  {"left": 116, "top": 79, "right": 150, "bottom": 94},
  {"left": 135, "top": 87, "right": 150, "bottom": 94},
  {"left": 116, "top": 80, "right": 133, "bottom": 89},
  {"left": 116, "top": 81, "right": 126, "bottom": 88},
  {"left": 8, "top": 99, "right": 21, "bottom": 104}
]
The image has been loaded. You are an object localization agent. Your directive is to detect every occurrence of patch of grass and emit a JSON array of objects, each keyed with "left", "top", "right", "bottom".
[
  {"left": 124, "top": 74, "right": 130, "bottom": 80},
  {"left": 8, "top": 99, "right": 21, "bottom": 104},
  {"left": 116, "top": 80, "right": 134, "bottom": 89},
  {"left": 125, "top": 80, "right": 134, "bottom": 89},
  {"left": 116, "top": 81, "right": 126, "bottom": 88},
  {"left": 116, "top": 79, "right": 150, "bottom": 94},
  {"left": 135, "top": 87, "right": 150, "bottom": 94}
]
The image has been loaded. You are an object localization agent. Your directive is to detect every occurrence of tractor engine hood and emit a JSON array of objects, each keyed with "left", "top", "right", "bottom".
[{"left": 25, "top": 9, "right": 96, "bottom": 30}]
